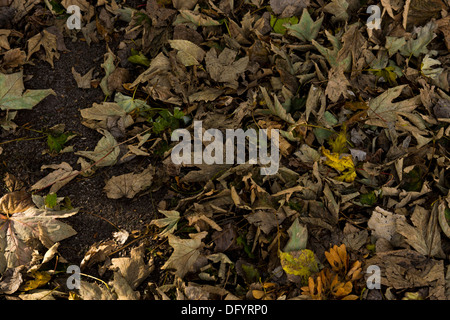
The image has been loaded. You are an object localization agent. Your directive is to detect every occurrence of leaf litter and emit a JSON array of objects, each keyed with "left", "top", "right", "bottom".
[{"left": 0, "top": 0, "right": 449, "bottom": 301}]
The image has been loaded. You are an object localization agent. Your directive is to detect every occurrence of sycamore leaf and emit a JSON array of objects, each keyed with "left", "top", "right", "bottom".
[
  {"left": 31, "top": 162, "right": 79, "bottom": 194},
  {"left": 110, "top": 244, "right": 153, "bottom": 290},
  {"left": 0, "top": 192, "right": 78, "bottom": 269},
  {"left": 366, "top": 85, "right": 421, "bottom": 127},
  {"left": 104, "top": 165, "right": 154, "bottom": 199},
  {"left": 396, "top": 205, "right": 445, "bottom": 258},
  {"left": 285, "top": 8, "right": 323, "bottom": 42},
  {"left": 175, "top": 10, "right": 222, "bottom": 28},
  {"left": 80, "top": 102, "right": 127, "bottom": 121},
  {"left": 114, "top": 92, "right": 150, "bottom": 113},
  {"left": 205, "top": 48, "right": 249, "bottom": 89},
  {"left": 0, "top": 71, "right": 55, "bottom": 111},
  {"left": 162, "top": 232, "right": 207, "bottom": 278},
  {"left": 71, "top": 67, "right": 94, "bottom": 89},
  {"left": 399, "top": 21, "right": 437, "bottom": 58},
  {"left": 150, "top": 210, "right": 181, "bottom": 238},
  {"left": 99, "top": 46, "right": 117, "bottom": 96},
  {"left": 311, "top": 31, "right": 351, "bottom": 70}
]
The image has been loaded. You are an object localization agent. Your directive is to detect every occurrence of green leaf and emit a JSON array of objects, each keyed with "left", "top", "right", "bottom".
[
  {"left": 283, "top": 218, "right": 308, "bottom": 252},
  {"left": 399, "top": 21, "right": 437, "bottom": 58},
  {"left": 47, "top": 132, "right": 72, "bottom": 153},
  {"left": 114, "top": 92, "right": 150, "bottom": 113},
  {"left": 0, "top": 71, "right": 55, "bottom": 111},
  {"left": 127, "top": 49, "right": 150, "bottom": 67},
  {"left": 360, "top": 191, "right": 377, "bottom": 206},
  {"left": 279, "top": 249, "right": 319, "bottom": 279},
  {"left": 270, "top": 15, "right": 299, "bottom": 35},
  {"left": 44, "top": 193, "right": 58, "bottom": 209},
  {"left": 285, "top": 8, "right": 323, "bottom": 41}
]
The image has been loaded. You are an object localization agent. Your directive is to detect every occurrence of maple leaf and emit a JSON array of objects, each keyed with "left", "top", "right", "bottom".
[
  {"left": 322, "top": 148, "right": 356, "bottom": 182},
  {"left": 0, "top": 191, "right": 78, "bottom": 271},
  {"left": 162, "top": 232, "right": 207, "bottom": 278},
  {"left": 285, "top": 8, "right": 323, "bottom": 42},
  {"left": 396, "top": 205, "right": 445, "bottom": 258},
  {"left": 150, "top": 210, "right": 180, "bottom": 238},
  {"left": 0, "top": 71, "right": 55, "bottom": 111},
  {"left": 365, "top": 85, "right": 421, "bottom": 127},
  {"left": 26, "top": 29, "right": 60, "bottom": 68},
  {"left": 103, "top": 165, "right": 154, "bottom": 199}
]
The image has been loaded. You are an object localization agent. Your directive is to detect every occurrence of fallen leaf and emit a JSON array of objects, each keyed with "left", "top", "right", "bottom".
[
  {"left": 31, "top": 162, "right": 79, "bottom": 193},
  {"left": 366, "top": 85, "right": 421, "bottom": 127},
  {"left": 104, "top": 165, "right": 154, "bottom": 199},
  {"left": 0, "top": 70, "right": 55, "bottom": 111},
  {"left": 150, "top": 209, "right": 180, "bottom": 237},
  {"left": 283, "top": 218, "right": 308, "bottom": 252},
  {"left": 162, "top": 232, "right": 207, "bottom": 278},
  {"left": 26, "top": 29, "right": 59, "bottom": 68},
  {"left": 396, "top": 205, "right": 445, "bottom": 258},
  {"left": 75, "top": 129, "right": 120, "bottom": 167},
  {"left": 110, "top": 244, "right": 153, "bottom": 290},
  {"left": 71, "top": 67, "right": 94, "bottom": 89},
  {"left": 0, "top": 192, "right": 78, "bottom": 269}
]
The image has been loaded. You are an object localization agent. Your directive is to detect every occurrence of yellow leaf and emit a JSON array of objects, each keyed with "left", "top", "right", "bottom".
[
  {"left": 279, "top": 249, "right": 319, "bottom": 279},
  {"left": 22, "top": 271, "right": 51, "bottom": 291},
  {"left": 329, "top": 128, "right": 348, "bottom": 154},
  {"left": 322, "top": 148, "right": 356, "bottom": 182}
]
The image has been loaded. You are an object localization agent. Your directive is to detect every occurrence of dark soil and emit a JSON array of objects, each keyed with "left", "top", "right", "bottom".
[{"left": 0, "top": 28, "right": 170, "bottom": 267}]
